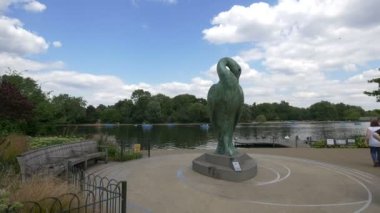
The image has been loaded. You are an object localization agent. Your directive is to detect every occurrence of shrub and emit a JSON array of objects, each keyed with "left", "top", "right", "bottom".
[
  {"left": 10, "top": 175, "right": 81, "bottom": 211},
  {"left": 311, "top": 140, "right": 326, "bottom": 148},
  {"left": 107, "top": 146, "right": 142, "bottom": 162},
  {"left": 116, "top": 151, "right": 143, "bottom": 161},
  {"left": 107, "top": 145, "right": 118, "bottom": 158},
  {"left": 0, "top": 134, "right": 29, "bottom": 169},
  {"left": 10, "top": 176, "right": 77, "bottom": 202},
  {"left": 355, "top": 136, "right": 368, "bottom": 148},
  {"left": 0, "top": 165, "right": 84, "bottom": 212},
  {"left": 0, "top": 190, "right": 23, "bottom": 213}
]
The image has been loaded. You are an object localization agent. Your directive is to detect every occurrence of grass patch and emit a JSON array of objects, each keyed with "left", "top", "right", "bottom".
[
  {"left": 0, "top": 134, "right": 29, "bottom": 172},
  {"left": 30, "top": 136, "right": 84, "bottom": 149},
  {"left": 10, "top": 175, "right": 80, "bottom": 203},
  {"left": 0, "top": 166, "right": 83, "bottom": 212}
]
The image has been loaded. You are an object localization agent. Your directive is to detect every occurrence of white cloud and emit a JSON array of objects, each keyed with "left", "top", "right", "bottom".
[
  {"left": 0, "top": 0, "right": 12, "bottom": 13},
  {"left": 0, "top": 0, "right": 378, "bottom": 111},
  {"left": 240, "top": 48, "right": 264, "bottom": 61},
  {"left": 201, "top": 0, "right": 380, "bottom": 110},
  {"left": 0, "top": 1, "right": 61, "bottom": 74},
  {"left": 0, "top": 52, "right": 64, "bottom": 72},
  {"left": 22, "top": 70, "right": 213, "bottom": 106},
  {"left": 0, "top": 16, "right": 49, "bottom": 55},
  {"left": 23, "top": 1, "right": 46, "bottom": 13},
  {"left": 0, "top": 1, "right": 47, "bottom": 14},
  {"left": 52, "top": 41, "right": 62, "bottom": 48},
  {"left": 203, "top": 0, "right": 380, "bottom": 73}
]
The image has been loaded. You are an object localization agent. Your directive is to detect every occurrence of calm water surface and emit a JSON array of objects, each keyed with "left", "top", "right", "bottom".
[{"left": 71, "top": 122, "right": 369, "bottom": 150}]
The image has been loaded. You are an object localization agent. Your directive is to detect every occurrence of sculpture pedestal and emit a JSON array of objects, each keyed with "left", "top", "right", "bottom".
[{"left": 192, "top": 152, "right": 257, "bottom": 182}]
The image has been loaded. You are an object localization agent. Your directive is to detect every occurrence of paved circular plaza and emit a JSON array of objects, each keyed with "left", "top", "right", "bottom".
[{"left": 88, "top": 150, "right": 380, "bottom": 213}]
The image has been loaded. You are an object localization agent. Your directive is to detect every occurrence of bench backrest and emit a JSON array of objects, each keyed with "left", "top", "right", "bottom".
[{"left": 17, "top": 140, "right": 99, "bottom": 179}]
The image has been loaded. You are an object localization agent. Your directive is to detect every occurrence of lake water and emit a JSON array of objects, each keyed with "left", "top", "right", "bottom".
[{"left": 71, "top": 121, "right": 369, "bottom": 150}]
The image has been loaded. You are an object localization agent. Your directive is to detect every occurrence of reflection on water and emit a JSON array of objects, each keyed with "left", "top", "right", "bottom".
[{"left": 72, "top": 122, "right": 368, "bottom": 150}]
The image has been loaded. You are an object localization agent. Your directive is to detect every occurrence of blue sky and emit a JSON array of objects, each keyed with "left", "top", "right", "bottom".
[
  {"left": 1, "top": 0, "right": 380, "bottom": 110},
  {"left": 7, "top": 0, "right": 257, "bottom": 83}
]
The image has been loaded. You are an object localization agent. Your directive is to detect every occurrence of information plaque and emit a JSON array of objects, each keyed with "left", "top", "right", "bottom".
[{"left": 232, "top": 161, "right": 242, "bottom": 172}]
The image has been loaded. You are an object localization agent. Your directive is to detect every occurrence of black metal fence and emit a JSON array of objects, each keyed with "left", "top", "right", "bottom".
[{"left": 13, "top": 168, "right": 127, "bottom": 213}]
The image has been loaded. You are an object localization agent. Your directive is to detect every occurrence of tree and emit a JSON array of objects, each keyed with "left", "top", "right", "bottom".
[
  {"left": 99, "top": 107, "right": 121, "bottom": 123},
  {"left": 152, "top": 94, "right": 173, "bottom": 122},
  {"left": 170, "top": 94, "right": 198, "bottom": 122},
  {"left": 51, "top": 94, "right": 87, "bottom": 124},
  {"left": 256, "top": 114, "right": 267, "bottom": 122},
  {"left": 239, "top": 104, "right": 252, "bottom": 122},
  {"left": 364, "top": 68, "right": 380, "bottom": 101},
  {"left": 145, "top": 101, "right": 162, "bottom": 123},
  {"left": 0, "top": 72, "right": 55, "bottom": 134},
  {"left": 188, "top": 103, "right": 208, "bottom": 123},
  {"left": 85, "top": 105, "right": 98, "bottom": 123},
  {"left": 254, "top": 103, "right": 278, "bottom": 120},
  {"left": 308, "top": 101, "right": 338, "bottom": 121},
  {"left": 131, "top": 89, "right": 151, "bottom": 104},
  {"left": 1, "top": 73, "right": 52, "bottom": 122},
  {"left": 130, "top": 89, "right": 152, "bottom": 123},
  {"left": 0, "top": 81, "right": 34, "bottom": 121},
  {"left": 275, "top": 101, "right": 291, "bottom": 120},
  {"left": 172, "top": 94, "right": 197, "bottom": 109},
  {"left": 114, "top": 99, "right": 134, "bottom": 123},
  {"left": 343, "top": 108, "right": 362, "bottom": 121}
]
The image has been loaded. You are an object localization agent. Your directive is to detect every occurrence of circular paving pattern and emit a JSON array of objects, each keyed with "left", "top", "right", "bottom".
[{"left": 89, "top": 153, "right": 380, "bottom": 213}]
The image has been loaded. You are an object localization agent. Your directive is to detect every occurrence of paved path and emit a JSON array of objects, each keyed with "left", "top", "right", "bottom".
[{"left": 88, "top": 148, "right": 380, "bottom": 213}]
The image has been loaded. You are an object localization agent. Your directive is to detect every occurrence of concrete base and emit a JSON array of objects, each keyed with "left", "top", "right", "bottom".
[{"left": 192, "top": 152, "right": 257, "bottom": 182}]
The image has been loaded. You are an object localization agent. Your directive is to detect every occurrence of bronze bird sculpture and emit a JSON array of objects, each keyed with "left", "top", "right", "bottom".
[{"left": 207, "top": 57, "right": 244, "bottom": 156}]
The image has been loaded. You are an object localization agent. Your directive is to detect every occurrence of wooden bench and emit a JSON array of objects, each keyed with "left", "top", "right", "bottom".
[{"left": 17, "top": 141, "right": 108, "bottom": 181}]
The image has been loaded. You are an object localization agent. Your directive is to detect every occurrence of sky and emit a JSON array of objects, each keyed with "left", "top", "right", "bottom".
[{"left": 0, "top": 0, "right": 380, "bottom": 110}]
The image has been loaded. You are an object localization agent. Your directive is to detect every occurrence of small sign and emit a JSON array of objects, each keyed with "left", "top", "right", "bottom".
[
  {"left": 326, "top": 139, "right": 335, "bottom": 146},
  {"left": 232, "top": 161, "right": 242, "bottom": 172},
  {"left": 336, "top": 139, "right": 346, "bottom": 145},
  {"left": 347, "top": 139, "right": 355, "bottom": 144},
  {"left": 133, "top": 144, "right": 141, "bottom": 153}
]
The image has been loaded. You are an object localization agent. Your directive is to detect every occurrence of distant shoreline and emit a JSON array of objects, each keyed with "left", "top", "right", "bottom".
[{"left": 57, "top": 120, "right": 369, "bottom": 127}]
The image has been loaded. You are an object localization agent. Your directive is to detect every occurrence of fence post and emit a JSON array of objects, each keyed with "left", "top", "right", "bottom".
[
  {"left": 80, "top": 170, "right": 85, "bottom": 191},
  {"left": 121, "top": 181, "right": 127, "bottom": 213},
  {"left": 148, "top": 140, "right": 151, "bottom": 158}
]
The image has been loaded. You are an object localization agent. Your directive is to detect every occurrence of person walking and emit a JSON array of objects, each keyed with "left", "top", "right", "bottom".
[{"left": 365, "top": 119, "right": 380, "bottom": 167}]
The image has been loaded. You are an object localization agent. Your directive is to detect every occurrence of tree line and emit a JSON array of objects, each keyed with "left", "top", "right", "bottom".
[{"left": 1, "top": 72, "right": 379, "bottom": 136}]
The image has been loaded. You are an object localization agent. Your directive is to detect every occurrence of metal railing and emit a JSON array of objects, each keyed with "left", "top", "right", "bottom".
[{"left": 13, "top": 168, "right": 127, "bottom": 213}]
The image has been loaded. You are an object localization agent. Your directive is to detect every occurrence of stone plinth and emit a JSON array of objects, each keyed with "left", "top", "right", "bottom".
[{"left": 192, "top": 152, "right": 257, "bottom": 182}]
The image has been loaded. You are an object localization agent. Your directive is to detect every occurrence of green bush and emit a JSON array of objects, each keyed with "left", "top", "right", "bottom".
[
  {"left": 311, "top": 140, "right": 326, "bottom": 148},
  {"left": 0, "top": 190, "right": 23, "bottom": 213},
  {"left": 107, "top": 145, "right": 118, "bottom": 158},
  {"left": 108, "top": 148, "right": 142, "bottom": 162},
  {"left": 116, "top": 151, "right": 143, "bottom": 161},
  {"left": 355, "top": 136, "right": 368, "bottom": 148}
]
